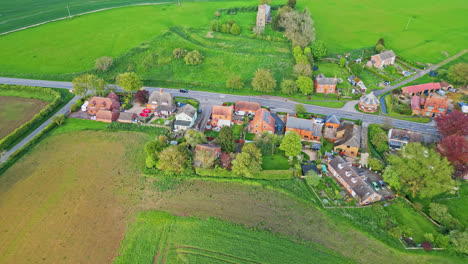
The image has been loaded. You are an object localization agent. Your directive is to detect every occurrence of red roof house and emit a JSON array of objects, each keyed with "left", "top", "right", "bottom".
[
  {"left": 235, "top": 101, "right": 261, "bottom": 113},
  {"left": 402, "top": 83, "right": 441, "bottom": 96}
]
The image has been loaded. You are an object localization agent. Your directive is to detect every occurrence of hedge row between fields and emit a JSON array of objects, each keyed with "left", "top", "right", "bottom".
[{"left": 195, "top": 167, "right": 292, "bottom": 180}]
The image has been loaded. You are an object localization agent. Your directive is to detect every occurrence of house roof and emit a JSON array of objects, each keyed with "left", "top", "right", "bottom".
[
  {"left": 235, "top": 101, "right": 261, "bottom": 112},
  {"left": 118, "top": 112, "right": 136, "bottom": 121},
  {"left": 329, "top": 156, "right": 378, "bottom": 202},
  {"left": 177, "top": 104, "right": 197, "bottom": 118},
  {"left": 376, "top": 50, "right": 396, "bottom": 61},
  {"left": 195, "top": 144, "right": 221, "bottom": 153},
  {"left": 286, "top": 116, "right": 313, "bottom": 131},
  {"left": 411, "top": 96, "right": 422, "bottom": 110},
  {"left": 360, "top": 92, "right": 379, "bottom": 106},
  {"left": 402, "top": 82, "right": 441, "bottom": 94},
  {"left": 174, "top": 120, "right": 192, "bottom": 127},
  {"left": 311, "top": 123, "right": 323, "bottom": 137},
  {"left": 425, "top": 94, "right": 448, "bottom": 109},
  {"left": 335, "top": 123, "right": 360, "bottom": 148},
  {"left": 440, "top": 81, "right": 452, "bottom": 88},
  {"left": 326, "top": 115, "right": 341, "bottom": 125},
  {"left": 388, "top": 128, "right": 422, "bottom": 143},
  {"left": 257, "top": 108, "right": 275, "bottom": 125},
  {"left": 96, "top": 109, "right": 119, "bottom": 121},
  {"left": 107, "top": 91, "right": 119, "bottom": 101},
  {"left": 88, "top": 97, "right": 120, "bottom": 111},
  {"left": 148, "top": 89, "right": 175, "bottom": 108},
  {"left": 316, "top": 73, "right": 337, "bottom": 85},
  {"left": 212, "top": 105, "right": 233, "bottom": 116}
]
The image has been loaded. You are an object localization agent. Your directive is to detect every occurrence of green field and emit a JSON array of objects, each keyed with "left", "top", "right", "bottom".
[
  {"left": 115, "top": 211, "right": 350, "bottom": 263},
  {"left": 439, "top": 182, "right": 468, "bottom": 229}
]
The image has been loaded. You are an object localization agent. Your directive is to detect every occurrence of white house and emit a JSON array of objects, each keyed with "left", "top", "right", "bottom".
[{"left": 174, "top": 104, "right": 197, "bottom": 131}]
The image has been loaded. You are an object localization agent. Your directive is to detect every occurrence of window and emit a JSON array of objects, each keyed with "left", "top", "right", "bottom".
[
  {"left": 347, "top": 146, "right": 350, "bottom": 148},
  {"left": 256, "top": 125, "right": 258, "bottom": 128},
  {"left": 319, "top": 88, "right": 322, "bottom": 92},
  {"left": 263, "top": 125, "right": 266, "bottom": 128}
]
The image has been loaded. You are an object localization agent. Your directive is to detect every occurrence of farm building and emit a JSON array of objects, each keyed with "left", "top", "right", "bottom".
[
  {"left": 146, "top": 89, "right": 176, "bottom": 116},
  {"left": 402, "top": 82, "right": 442, "bottom": 96},
  {"left": 358, "top": 92, "right": 379, "bottom": 113},
  {"left": 366, "top": 50, "right": 396, "bottom": 69},
  {"left": 250, "top": 108, "right": 275, "bottom": 134},
  {"left": 315, "top": 73, "right": 337, "bottom": 94}
]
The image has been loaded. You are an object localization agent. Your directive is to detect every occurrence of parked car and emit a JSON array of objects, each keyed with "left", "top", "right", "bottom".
[
  {"left": 383, "top": 81, "right": 390, "bottom": 86},
  {"left": 179, "top": 89, "right": 189, "bottom": 93},
  {"left": 448, "top": 88, "right": 457, "bottom": 93},
  {"left": 371, "top": 182, "right": 380, "bottom": 191},
  {"left": 378, "top": 180, "right": 387, "bottom": 189}
]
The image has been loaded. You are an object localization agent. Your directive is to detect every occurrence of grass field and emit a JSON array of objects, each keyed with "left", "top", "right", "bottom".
[
  {"left": 439, "top": 181, "right": 468, "bottom": 229},
  {"left": 0, "top": 96, "right": 48, "bottom": 139},
  {"left": 114, "top": 211, "right": 350, "bottom": 263}
]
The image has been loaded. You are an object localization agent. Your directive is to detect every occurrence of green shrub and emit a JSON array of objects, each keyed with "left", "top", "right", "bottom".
[
  {"left": 184, "top": 50, "right": 204, "bottom": 65},
  {"left": 70, "top": 100, "right": 84, "bottom": 112},
  {"left": 105, "top": 122, "right": 168, "bottom": 135}
]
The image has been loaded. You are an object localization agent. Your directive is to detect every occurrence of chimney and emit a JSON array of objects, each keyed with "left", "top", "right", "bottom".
[{"left": 160, "top": 88, "right": 163, "bottom": 94}]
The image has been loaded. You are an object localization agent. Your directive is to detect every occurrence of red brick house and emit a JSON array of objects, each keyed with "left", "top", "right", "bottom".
[
  {"left": 211, "top": 105, "right": 233, "bottom": 127},
  {"left": 286, "top": 116, "right": 322, "bottom": 141},
  {"left": 358, "top": 92, "right": 380, "bottom": 113},
  {"left": 402, "top": 83, "right": 441, "bottom": 96},
  {"left": 87, "top": 92, "right": 120, "bottom": 122},
  {"left": 411, "top": 94, "right": 448, "bottom": 117},
  {"left": 366, "top": 50, "right": 396, "bottom": 69},
  {"left": 250, "top": 108, "right": 275, "bottom": 134},
  {"left": 315, "top": 73, "right": 337, "bottom": 94}
]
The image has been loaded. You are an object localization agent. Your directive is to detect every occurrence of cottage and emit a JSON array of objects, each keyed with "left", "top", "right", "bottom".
[
  {"left": 366, "top": 50, "right": 396, "bottom": 69},
  {"left": 286, "top": 116, "right": 322, "bottom": 141},
  {"left": 250, "top": 108, "right": 275, "bottom": 134},
  {"left": 117, "top": 112, "right": 137, "bottom": 123},
  {"left": 235, "top": 101, "right": 261, "bottom": 114},
  {"left": 96, "top": 109, "right": 120, "bottom": 123},
  {"left": 334, "top": 123, "right": 360, "bottom": 157},
  {"left": 315, "top": 73, "right": 337, "bottom": 94},
  {"left": 256, "top": 4, "right": 271, "bottom": 27},
  {"left": 411, "top": 94, "right": 448, "bottom": 117},
  {"left": 147, "top": 89, "right": 176, "bottom": 115},
  {"left": 193, "top": 144, "right": 222, "bottom": 167},
  {"left": 358, "top": 92, "right": 380, "bottom": 113},
  {"left": 174, "top": 104, "right": 197, "bottom": 131},
  {"left": 402, "top": 83, "right": 441, "bottom": 96},
  {"left": 328, "top": 156, "right": 382, "bottom": 205},
  {"left": 388, "top": 129, "right": 422, "bottom": 150},
  {"left": 211, "top": 105, "right": 233, "bottom": 127}
]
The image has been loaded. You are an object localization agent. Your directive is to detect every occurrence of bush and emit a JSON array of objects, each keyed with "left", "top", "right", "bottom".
[
  {"left": 94, "top": 56, "right": 113, "bottom": 72},
  {"left": 184, "top": 50, "right": 204, "bottom": 65},
  {"left": 376, "top": 44, "right": 385, "bottom": 53},
  {"left": 70, "top": 99, "right": 84, "bottom": 112},
  {"left": 173, "top": 48, "right": 188, "bottom": 59},
  {"left": 230, "top": 23, "right": 241, "bottom": 35},
  {"left": 226, "top": 75, "right": 244, "bottom": 90},
  {"left": 280, "top": 79, "right": 298, "bottom": 95}
]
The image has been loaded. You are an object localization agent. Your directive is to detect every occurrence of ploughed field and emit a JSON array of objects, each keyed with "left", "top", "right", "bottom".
[
  {"left": 0, "top": 96, "right": 48, "bottom": 139},
  {"left": 0, "top": 126, "right": 462, "bottom": 263}
]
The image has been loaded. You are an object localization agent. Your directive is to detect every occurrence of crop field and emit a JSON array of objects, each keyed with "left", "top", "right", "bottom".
[
  {"left": 0, "top": 120, "right": 465, "bottom": 263},
  {"left": 114, "top": 211, "right": 349, "bottom": 264},
  {"left": 0, "top": 96, "right": 48, "bottom": 139}
]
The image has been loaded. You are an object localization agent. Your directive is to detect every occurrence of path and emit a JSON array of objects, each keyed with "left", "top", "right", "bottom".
[
  {"left": 0, "top": 77, "right": 439, "bottom": 136},
  {"left": 374, "top": 49, "right": 468, "bottom": 96},
  {"left": 360, "top": 122, "right": 369, "bottom": 152},
  {"left": 0, "top": 95, "right": 79, "bottom": 164}
]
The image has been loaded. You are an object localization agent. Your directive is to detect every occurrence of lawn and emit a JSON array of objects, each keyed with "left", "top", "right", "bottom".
[
  {"left": 115, "top": 211, "right": 349, "bottom": 264},
  {"left": 262, "top": 154, "right": 290, "bottom": 170},
  {"left": 0, "top": 96, "right": 48, "bottom": 140},
  {"left": 439, "top": 181, "right": 468, "bottom": 229},
  {"left": 0, "top": 121, "right": 464, "bottom": 263},
  {"left": 232, "top": 123, "right": 244, "bottom": 139},
  {"left": 298, "top": 0, "right": 467, "bottom": 64}
]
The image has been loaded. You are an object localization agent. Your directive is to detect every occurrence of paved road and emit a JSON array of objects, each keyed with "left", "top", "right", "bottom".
[
  {"left": 0, "top": 95, "right": 80, "bottom": 164},
  {"left": 0, "top": 77, "right": 439, "bottom": 136},
  {"left": 374, "top": 49, "right": 468, "bottom": 96}
]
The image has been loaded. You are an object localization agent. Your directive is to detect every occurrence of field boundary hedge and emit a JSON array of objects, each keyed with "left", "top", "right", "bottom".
[
  {"left": 0, "top": 85, "right": 65, "bottom": 151},
  {"left": 196, "top": 167, "right": 292, "bottom": 180}
]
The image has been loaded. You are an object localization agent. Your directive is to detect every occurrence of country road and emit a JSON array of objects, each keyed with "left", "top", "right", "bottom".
[{"left": 0, "top": 77, "right": 439, "bottom": 137}]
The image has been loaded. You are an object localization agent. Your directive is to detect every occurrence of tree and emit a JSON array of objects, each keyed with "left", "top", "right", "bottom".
[
  {"left": 450, "top": 231, "right": 468, "bottom": 254},
  {"left": 173, "top": 48, "right": 188, "bottom": 59},
  {"left": 447, "top": 63, "right": 468, "bottom": 85},
  {"left": 304, "top": 47, "right": 314, "bottom": 64},
  {"left": 435, "top": 111, "right": 468, "bottom": 137},
  {"left": 383, "top": 143, "right": 455, "bottom": 198},
  {"left": 371, "top": 131, "right": 389, "bottom": 152},
  {"left": 280, "top": 79, "right": 298, "bottom": 95},
  {"left": 232, "top": 144, "right": 262, "bottom": 178},
  {"left": 293, "top": 46, "right": 303, "bottom": 58},
  {"left": 184, "top": 50, "right": 204, "bottom": 65},
  {"left": 287, "top": 0, "right": 296, "bottom": 8},
  {"left": 279, "top": 8, "right": 315, "bottom": 48},
  {"left": 145, "top": 140, "right": 166, "bottom": 168},
  {"left": 429, "top": 203, "right": 451, "bottom": 224},
  {"left": 279, "top": 131, "right": 302, "bottom": 157},
  {"left": 217, "top": 126, "right": 236, "bottom": 152},
  {"left": 52, "top": 114, "right": 65, "bottom": 126},
  {"left": 376, "top": 44, "right": 385, "bottom": 53},
  {"left": 253, "top": 131, "right": 281, "bottom": 155},
  {"left": 305, "top": 171, "right": 320, "bottom": 187},
  {"left": 368, "top": 157, "right": 384, "bottom": 171},
  {"left": 258, "top": 0, "right": 272, "bottom": 5},
  {"left": 226, "top": 74, "right": 244, "bottom": 90},
  {"left": 230, "top": 23, "right": 241, "bottom": 35},
  {"left": 252, "top": 68, "right": 277, "bottom": 92},
  {"left": 94, "top": 56, "right": 113, "bottom": 72},
  {"left": 293, "top": 63, "right": 313, "bottom": 77},
  {"left": 72, "top": 74, "right": 105, "bottom": 96},
  {"left": 376, "top": 38, "right": 385, "bottom": 47},
  {"left": 295, "top": 104, "right": 306, "bottom": 115},
  {"left": 116, "top": 72, "right": 142, "bottom": 93},
  {"left": 424, "top": 233, "right": 435, "bottom": 243},
  {"left": 271, "top": 5, "right": 293, "bottom": 31},
  {"left": 310, "top": 40, "right": 327, "bottom": 60},
  {"left": 339, "top": 57, "right": 346, "bottom": 68},
  {"left": 437, "top": 135, "right": 468, "bottom": 178},
  {"left": 296, "top": 76, "right": 314, "bottom": 95},
  {"left": 184, "top": 129, "right": 207, "bottom": 149},
  {"left": 194, "top": 149, "right": 217, "bottom": 169},
  {"left": 349, "top": 62, "right": 363, "bottom": 76},
  {"left": 157, "top": 145, "right": 192, "bottom": 174},
  {"left": 135, "top": 89, "right": 149, "bottom": 104}
]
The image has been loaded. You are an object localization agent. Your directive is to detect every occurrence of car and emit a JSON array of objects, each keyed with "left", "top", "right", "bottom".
[
  {"left": 371, "top": 182, "right": 380, "bottom": 191},
  {"left": 378, "top": 180, "right": 387, "bottom": 189},
  {"left": 448, "top": 88, "right": 457, "bottom": 93},
  {"left": 179, "top": 89, "right": 189, "bottom": 93}
]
